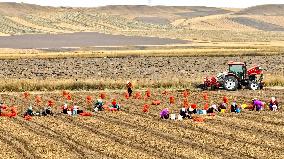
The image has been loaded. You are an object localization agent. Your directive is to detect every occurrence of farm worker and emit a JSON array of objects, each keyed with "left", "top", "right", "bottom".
[
  {"left": 252, "top": 98, "right": 264, "bottom": 111},
  {"left": 62, "top": 103, "right": 68, "bottom": 114},
  {"left": 218, "top": 103, "right": 227, "bottom": 112},
  {"left": 42, "top": 106, "right": 53, "bottom": 116},
  {"left": 269, "top": 97, "right": 279, "bottom": 111},
  {"left": 231, "top": 99, "right": 238, "bottom": 113},
  {"left": 236, "top": 104, "right": 241, "bottom": 113},
  {"left": 0, "top": 102, "right": 3, "bottom": 115},
  {"left": 207, "top": 104, "right": 218, "bottom": 114},
  {"left": 111, "top": 99, "right": 120, "bottom": 110},
  {"left": 188, "top": 104, "right": 197, "bottom": 114},
  {"left": 94, "top": 99, "right": 104, "bottom": 111},
  {"left": 24, "top": 105, "right": 33, "bottom": 117},
  {"left": 160, "top": 108, "right": 169, "bottom": 119},
  {"left": 73, "top": 104, "right": 79, "bottom": 115},
  {"left": 126, "top": 81, "right": 133, "bottom": 97},
  {"left": 179, "top": 108, "right": 191, "bottom": 119}
]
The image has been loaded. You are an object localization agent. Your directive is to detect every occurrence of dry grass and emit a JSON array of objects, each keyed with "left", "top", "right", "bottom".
[
  {"left": 0, "top": 45, "right": 283, "bottom": 59},
  {"left": 0, "top": 76, "right": 283, "bottom": 92},
  {"left": 0, "top": 78, "right": 198, "bottom": 92}
]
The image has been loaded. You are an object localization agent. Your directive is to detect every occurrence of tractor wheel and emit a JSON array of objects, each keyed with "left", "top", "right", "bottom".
[
  {"left": 249, "top": 81, "right": 259, "bottom": 90},
  {"left": 224, "top": 76, "right": 238, "bottom": 91}
]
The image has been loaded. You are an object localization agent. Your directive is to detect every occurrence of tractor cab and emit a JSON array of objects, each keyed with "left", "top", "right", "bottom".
[{"left": 228, "top": 62, "right": 247, "bottom": 80}]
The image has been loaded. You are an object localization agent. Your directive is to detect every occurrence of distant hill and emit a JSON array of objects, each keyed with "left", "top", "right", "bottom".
[
  {"left": 0, "top": 2, "right": 54, "bottom": 16},
  {"left": 0, "top": 2, "right": 284, "bottom": 42},
  {"left": 236, "top": 4, "right": 284, "bottom": 15}
]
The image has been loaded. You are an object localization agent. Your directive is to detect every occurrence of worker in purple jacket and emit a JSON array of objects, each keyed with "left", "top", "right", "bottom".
[
  {"left": 160, "top": 108, "right": 169, "bottom": 119},
  {"left": 252, "top": 98, "right": 264, "bottom": 111}
]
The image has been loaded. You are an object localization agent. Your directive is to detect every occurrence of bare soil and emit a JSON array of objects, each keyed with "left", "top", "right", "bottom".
[{"left": 0, "top": 55, "right": 282, "bottom": 80}]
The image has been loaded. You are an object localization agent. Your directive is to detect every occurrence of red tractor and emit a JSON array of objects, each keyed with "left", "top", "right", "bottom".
[{"left": 203, "top": 61, "right": 264, "bottom": 91}]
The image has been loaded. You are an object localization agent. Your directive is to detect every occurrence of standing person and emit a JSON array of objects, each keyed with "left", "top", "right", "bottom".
[
  {"left": 0, "top": 102, "right": 3, "bottom": 116},
  {"left": 126, "top": 81, "right": 133, "bottom": 97}
]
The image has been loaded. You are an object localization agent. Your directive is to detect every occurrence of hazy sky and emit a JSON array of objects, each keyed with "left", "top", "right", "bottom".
[{"left": 1, "top": 0, "right": 284, "bottom": 8}]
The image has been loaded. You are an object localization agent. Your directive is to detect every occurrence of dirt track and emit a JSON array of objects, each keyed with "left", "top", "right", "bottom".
[
  {"left": 0, "top": 55, "right": 282, "bottom": 80},
  {"left": 0, "top": 32, "right": 189, "bottom": 49}
]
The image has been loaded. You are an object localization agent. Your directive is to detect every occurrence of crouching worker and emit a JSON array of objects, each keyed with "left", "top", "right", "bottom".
[
  {"left": 207, "top": 104, "right": 218, "bottom": 114},
  {"left": 269, "top": 97, "right": 279, "bottom": 111},
  {"left": 252, "top": 98, "right": 264, "bottom": 111},
  {"left": 110, "top": 99, "right": 120, "bottom": 111},
  {"left": 218, "top": 103, "right": 227, "bottom": 112},
  {"left": 24, "top": 105, "right": 34, "bottom": 117},
  {"left": 94, "top": 99, "right": 104, "bottom": 111},
  {"left": 231, "top": 99, "right": 238, "bottom": 113},
  {"left": 42, "top": 106, "right": 53, "bottom": 116},
  {"left": 62, "top": 103, "right": 68, "bottom": 114},
  {"left": 160, "top": 108, "right": 169, "bottom": 119},
  {"left": 180, "top": 108, "right": 192, "bottom": 119},
  {"left": 188, "top": 104, "right": 197, "bottom": 114}
]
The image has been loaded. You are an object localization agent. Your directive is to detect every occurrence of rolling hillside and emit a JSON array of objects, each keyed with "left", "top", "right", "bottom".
[{"left": 0, "top": 3, "right": 284, "bottom": 42}]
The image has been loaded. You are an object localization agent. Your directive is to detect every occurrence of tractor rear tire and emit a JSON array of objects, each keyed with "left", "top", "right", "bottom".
[
  {"left": 224, "top": 76, "right": 238, "bottom": 91},
  {"left": 249, "top": 81, "right": 259, "bottom": 90}
]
